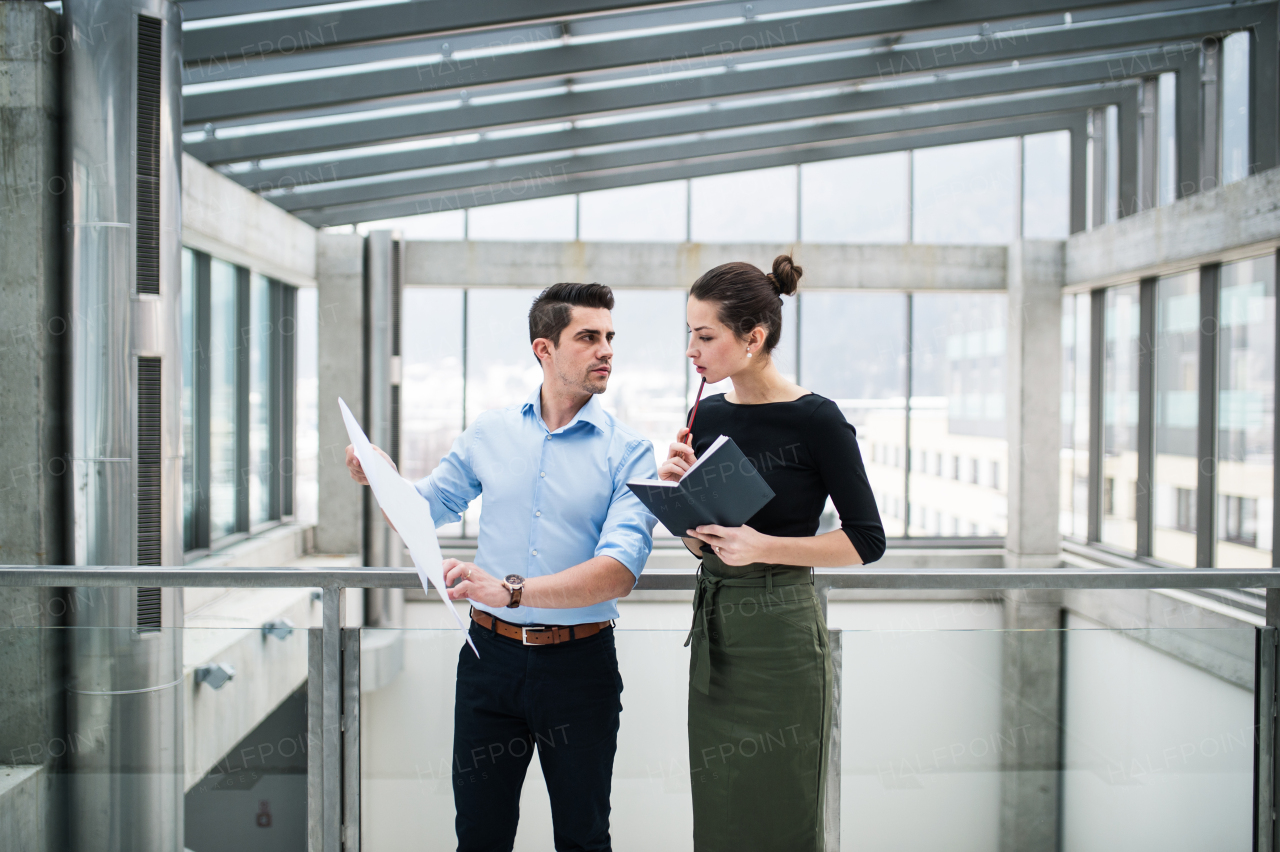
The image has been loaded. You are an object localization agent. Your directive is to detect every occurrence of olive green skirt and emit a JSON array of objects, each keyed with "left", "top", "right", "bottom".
[{"left": 685, "top": 551, "right": 832, "bottom": 852}]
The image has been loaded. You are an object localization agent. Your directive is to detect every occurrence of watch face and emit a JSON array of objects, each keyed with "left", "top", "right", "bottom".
[{"left": 505, "top": 574, "right": 524, "bottom": 586}]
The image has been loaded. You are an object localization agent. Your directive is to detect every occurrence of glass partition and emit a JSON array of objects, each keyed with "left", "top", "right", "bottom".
[
  {"left": 0, "top": 608, "right": 1259, "bottom": 852},
  {"left": 359, "top": 614, "right": 1256, "bottom": 851},
  {"left": 1102, "top": 284, "right": 1140, "bottom": 551},
  {"left": 1217, "top": 256, "right": 1276, "bottom": 567},
  {"left": 1152, "top": 271, "right": 1200, "bottom": 565},
  {"left": 909, "top": 293, "right": 1008, "bottom": 537}
]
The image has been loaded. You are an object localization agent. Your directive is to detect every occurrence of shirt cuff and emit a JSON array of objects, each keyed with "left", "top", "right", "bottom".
[{"left": 595, "top": 541, "right": 647, "bottom": 582}]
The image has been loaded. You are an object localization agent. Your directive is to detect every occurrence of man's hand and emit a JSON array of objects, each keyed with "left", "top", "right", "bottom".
[
  {"left": 346, "top": 444, "right": 396, "bottom": 485},
  {"left": 443, "top": 559, "right": 512, "bottom": 608}
]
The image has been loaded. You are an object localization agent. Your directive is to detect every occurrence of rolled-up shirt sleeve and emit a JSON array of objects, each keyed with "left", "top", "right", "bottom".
[
  {"left": 594, "top": 439, "right": 659, "bottom": 580},
  {"left": 414, "top": 424, "right": 483, "bottom": 527}
]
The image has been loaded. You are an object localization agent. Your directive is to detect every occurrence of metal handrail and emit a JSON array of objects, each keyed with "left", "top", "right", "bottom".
[{"left": 5, "top": 564, "right": 1280, "bottom": 590}]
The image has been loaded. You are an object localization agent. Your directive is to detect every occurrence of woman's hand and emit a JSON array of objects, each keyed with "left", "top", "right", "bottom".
[
  {"left": 658, "top": 427, "right": 697, "bottom": 482},
  {"left": 443, "top": 559, "right": 512, "bottom": 608},
  {"left": 685, "top": 524, "right": 775, "bottom": 566}
]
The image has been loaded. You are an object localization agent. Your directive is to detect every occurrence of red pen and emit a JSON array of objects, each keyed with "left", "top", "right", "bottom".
[{"left": 686, "top": 377, "right": 707, "bottom": 435}]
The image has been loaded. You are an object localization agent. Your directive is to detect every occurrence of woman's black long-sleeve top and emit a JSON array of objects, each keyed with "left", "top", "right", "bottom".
[{"left": 689, "top": 392, "right": 886, "bottom": 564}]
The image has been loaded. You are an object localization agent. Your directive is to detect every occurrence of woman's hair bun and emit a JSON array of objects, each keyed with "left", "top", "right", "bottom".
[{"left": 767, "top": 254, "right": 802, "bottom": 296}]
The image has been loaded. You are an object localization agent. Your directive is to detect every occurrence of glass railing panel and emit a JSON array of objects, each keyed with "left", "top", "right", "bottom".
[
  {"left": 0, "top": 621, "right": 315, "bottom": 852},
  {"left": 842, "top": 624, "right": 1256, "bottom": 852},
  {"left": 361, "top": 620, "right": 1257, "bottom": 852}
]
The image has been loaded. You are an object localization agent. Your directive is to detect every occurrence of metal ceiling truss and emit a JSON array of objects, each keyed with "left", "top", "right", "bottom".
[
  {"left": 231, "top": 50, "right": 1186, "bottom": 193},
  {"left": 291, "top": 111, "right": 1085, "bottom": 227},
  {"left": 185, "top": 3, "right": 1253, "bottom": 164},
  {"left": 181, "top": 0, "right": 1131, "bottom": 73},
  {"left": 268, "top": 85, "right": 1126, "bottom": 214},
  {"left": 177, "top": 0, "right": 1276, "bottom": 225}
]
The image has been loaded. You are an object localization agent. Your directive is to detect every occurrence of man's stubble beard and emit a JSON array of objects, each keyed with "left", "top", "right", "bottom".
[{"left": 554, "top": 360, "right": 609, "bottom": 396}]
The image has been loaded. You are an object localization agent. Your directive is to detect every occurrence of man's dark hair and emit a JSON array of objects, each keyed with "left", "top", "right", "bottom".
[{"left": 528, "top": 283, "right": 614, "bottom": 359}]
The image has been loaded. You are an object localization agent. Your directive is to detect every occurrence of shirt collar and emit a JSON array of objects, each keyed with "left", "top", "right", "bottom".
[{"left": 523, "top": 385, "right": 607, "bottom": 434}]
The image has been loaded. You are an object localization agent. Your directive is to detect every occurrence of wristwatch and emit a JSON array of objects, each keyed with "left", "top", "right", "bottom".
[{"left": 504, "top": 574, "right": 525, "bottom": 608}]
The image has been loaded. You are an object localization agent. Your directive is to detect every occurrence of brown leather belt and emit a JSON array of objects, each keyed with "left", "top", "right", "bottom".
[{"left": 471, "top": 608, "right": 613, "bottom": 646}]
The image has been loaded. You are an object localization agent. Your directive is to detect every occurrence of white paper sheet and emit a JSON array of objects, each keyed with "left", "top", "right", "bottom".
[{"left": 339, "top": 397, "right": 477, "bottom": 656}]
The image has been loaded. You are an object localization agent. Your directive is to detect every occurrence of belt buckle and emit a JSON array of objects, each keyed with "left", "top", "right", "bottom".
[{"left": 522, "top": 626, "right": 548, "bottom": 646}]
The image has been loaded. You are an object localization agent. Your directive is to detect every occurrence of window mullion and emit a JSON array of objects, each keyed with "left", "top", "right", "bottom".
[
  {"left": 1136, "top": 277, "right": 1157, "bottom": 557},
  {"left": 1197, "top": 263, "right": 1222, "bottom": 568}
]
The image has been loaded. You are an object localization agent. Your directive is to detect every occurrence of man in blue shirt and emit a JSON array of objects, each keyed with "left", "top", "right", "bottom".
[{"left": 347, "top": 282, "right": 657, "bottom": 852}]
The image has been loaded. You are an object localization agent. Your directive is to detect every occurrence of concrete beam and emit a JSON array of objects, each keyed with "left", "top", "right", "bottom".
[
  {"left": 1005, "top": 240, "right": 1064, "bottom": 558},
  {"left": 315, "top": 233, "right": 366, "bottom": 555},
  {"left": 182, "top": 152, "right": 318, "bottom": 287},
  {"left": 1065, "top": 167, "right": 1280, "bottom": 288},
  {"left": 403, "top": 241, "right": 1009, "bottom": 291}
]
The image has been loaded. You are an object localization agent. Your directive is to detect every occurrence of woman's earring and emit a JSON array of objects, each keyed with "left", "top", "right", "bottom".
[{"left": 746, "top": 348, "right": 753, "bottom": 358}]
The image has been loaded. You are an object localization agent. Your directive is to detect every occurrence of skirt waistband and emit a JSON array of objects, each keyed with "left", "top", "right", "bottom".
[{"left": 685, "top": 552, "right": 814, "bottom": 695}]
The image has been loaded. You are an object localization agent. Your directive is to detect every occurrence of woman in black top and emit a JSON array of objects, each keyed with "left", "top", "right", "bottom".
[{"left": 659, "top": 255, "right": 885, "bottom": 852}]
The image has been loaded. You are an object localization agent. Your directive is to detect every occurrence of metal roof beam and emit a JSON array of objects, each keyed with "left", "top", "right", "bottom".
[
  {"left": 183, "top": 0, "right": 1152, "bottom": 122},
  {"left": 276, "top": 87, "right": 1115, "bottom": 214},
  {"left": 182, "top": 0, "right": 674, "bottom": 62},
  {"left": 184, "top": 4, "right": 1248, "bottom": 163},
  {"left": 232, "top": 51, "right": 1185, "bottom": 192},
  {"left": 292, "top": 113, "right": 1081, "bottom": 226}
]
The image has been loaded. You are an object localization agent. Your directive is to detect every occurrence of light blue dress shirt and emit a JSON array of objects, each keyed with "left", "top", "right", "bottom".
[{"left": 414, "top": 386, "right": 659, "bottom": 626}]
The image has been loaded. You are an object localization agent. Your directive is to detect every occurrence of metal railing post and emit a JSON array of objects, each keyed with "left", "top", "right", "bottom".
[
  {"left": 817, "top": 575, "right": 841, "bottom": 851},
  {"left": 825, "top": 628, "right": 842, "bottom": 852},
  {"left": 307, "top": 628, "right": 323, "bottom": 851},
  {"left": 1258, "top": 588, "right": 1280, "bottom": 852},
  {"left": 344, "top": 627, "right": 362, "bottom": 852},
  {"left": 323, "top": 587, "right": 346, "bottom": 852}
]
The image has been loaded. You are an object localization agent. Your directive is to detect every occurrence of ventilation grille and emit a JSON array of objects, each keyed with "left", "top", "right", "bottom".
[
  {"left": 136, "top": 15, "right": 162, "bottom": 296},
  {"left": 137, "top": 587, "right": 162, "bottom": 633},
  {"left": 137, "top": 357, "right": 162, "bottom": 567},
  {"left": 390, "top": 239, "right": 402, "bottom": 357}
]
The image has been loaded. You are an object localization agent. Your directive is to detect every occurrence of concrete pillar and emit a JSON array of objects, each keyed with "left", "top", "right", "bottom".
[
  {"left": 0, "top": 5, "right": 65, "bottom": 850},
  {"left": 1005, "top": 240, "right": 1063, "bottom": 562},
  {"left": 316, "top": 232, "right": 366, "bottom": 555},
  {"left": 998, "top": 590, "right": 1063, "bottom": 852},
  {"left": 1000, "top": 240, "right": 1065, "bottom": 852}
]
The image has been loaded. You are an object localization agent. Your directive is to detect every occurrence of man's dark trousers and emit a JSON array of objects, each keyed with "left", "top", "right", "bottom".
[{"left": 453, "top": 619, "right": 624, "bottom": 852}]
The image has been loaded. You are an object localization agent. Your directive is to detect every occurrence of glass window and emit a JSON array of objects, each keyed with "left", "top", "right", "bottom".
[
  {"left": 1023, "top": 131, "right": 1071, "bottom": 239},
  {"left": 800, "top": 153, "right": 908, "bottom": 243},
  {"left": 355, "top": 210, "right": 466, "bottom": 240},
  {"left": 605, "top": 290, "right": 689, "bottom": 538},
  {"left": 908, "top": 293, "right": 1007, "bottom": 537},
  {"left": 1221, "top": 31, "right": 1251, "bottom": 186},
  {"left": 401, "top": 288, "right": 465, "bottom": 537},
  {"left": 181, "top": 248, "right": 197, "bottom": 551},
  {"left": 579, "top": 181, "right": 688, "bottom": 242},
  {"left": 912, "top": 138, "right": 1017, "bottom": 245},
  {"left": 295, "top": 286, "right": 319, "bottom": 527},
  {"left": 1158, "top": 72, "right": 1178, "bottom": 206},
  {"left": 1061, "top": 293, "right": 1091, "bottom": 538},
  {"left": 1102, "top": 284, "right": 1140, "bottom": 551},
  {"left": 468, "top": 196, "right": 577, "bottom": 241},
  {"left": 1217, "top": 256, "right": 1275, "bottom": 567},
  {"left": 800, "top": 293, "right": 907, "bottom": 537},
  {"left": 1152, "top": 272, "right": 1200, "bottom": 566},
  {"left": 208, "top": 258, "right": 239, "bottom": 540},
  {"left": 248, "top": 273, "right": 272, "bottom": 527},
  {"left": 690, "top": 165, "right": 797, "bottom": 243},
  {"left": 465, "top": 288, "right": 544, "bottom": 532}
]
